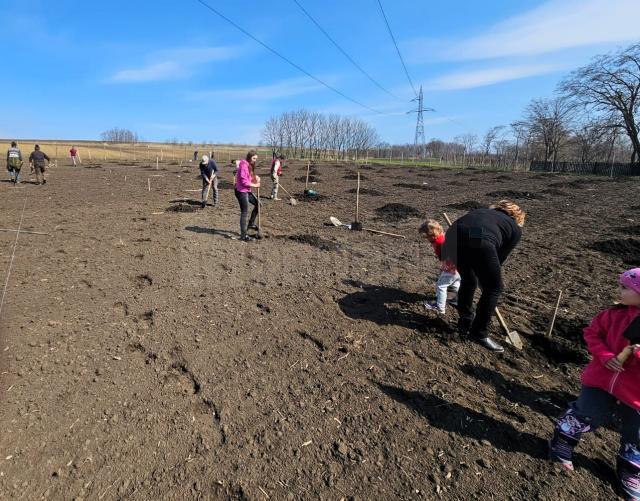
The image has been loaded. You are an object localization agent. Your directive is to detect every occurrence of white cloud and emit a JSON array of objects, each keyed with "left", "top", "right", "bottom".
[
  {"left": 423, "top": 63, "right": 564, "bottom": 91},
  {"left": 110, "top": 45, "right": 240, "bottom": 83},
  {"left": 408, "top": 0, "right": 640, "bottom": 62},
  {"left": 189, "top": 76, "right": 327, "bottom": 101},
  {"left": 112, "top": 61, "right": 183, "bottom": 83}
]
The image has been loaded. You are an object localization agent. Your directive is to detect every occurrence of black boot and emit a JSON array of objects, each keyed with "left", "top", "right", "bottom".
[{"left": 474, "top": 336, "right": 504, "bottom": 353}]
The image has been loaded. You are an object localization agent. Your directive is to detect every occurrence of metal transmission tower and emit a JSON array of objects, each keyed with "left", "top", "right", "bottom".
[{"left": 408, "top": 86, "right": 433, "bottom": 159}]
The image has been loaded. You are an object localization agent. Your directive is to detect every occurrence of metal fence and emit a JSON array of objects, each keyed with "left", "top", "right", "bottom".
[{"left": 530, "top": 160, "right": 640, "bottom": 176}]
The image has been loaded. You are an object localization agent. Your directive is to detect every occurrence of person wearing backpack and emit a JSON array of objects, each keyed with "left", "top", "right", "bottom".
[
  {"left": 6, "top": 141, "right": 23, "bottom": 184},
  {"left": 28, "top": 145, "right": 50, "bottom": 185},
  {"left": 270, "top": 154, "right": 285, "bottom": 200}
]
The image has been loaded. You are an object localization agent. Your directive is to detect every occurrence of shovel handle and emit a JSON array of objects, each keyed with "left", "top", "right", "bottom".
[{"left": 494, "top": 307, "right": 510, "bottom": 335}]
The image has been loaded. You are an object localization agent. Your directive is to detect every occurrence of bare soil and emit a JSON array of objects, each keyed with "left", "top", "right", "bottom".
[{"left": 0, "top": 160, "right": 638, "bottom": 500}]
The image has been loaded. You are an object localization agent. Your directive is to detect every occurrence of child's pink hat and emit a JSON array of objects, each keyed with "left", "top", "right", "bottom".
[{"left": 620, "top": 268, "right": 640, "bottom": 294}]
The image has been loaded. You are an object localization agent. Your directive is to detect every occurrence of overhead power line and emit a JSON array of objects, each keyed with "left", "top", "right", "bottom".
[
  {"left": 292, "top": 0, "right": 405, "bottom": 102},
  {"left": 376, "top": 0, "right": 418, "bottom": 98},
  {"left": 194, "top": 0, "right": 394, "bottom": 115}
]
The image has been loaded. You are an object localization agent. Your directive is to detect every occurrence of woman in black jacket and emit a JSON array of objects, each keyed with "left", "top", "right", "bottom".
[{"left": 442, "top": 200, "right": 525, "bottom": 352}]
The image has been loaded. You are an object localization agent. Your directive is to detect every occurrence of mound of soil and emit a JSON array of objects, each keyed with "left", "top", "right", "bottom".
[
  {"left": 486, "top": 190, "right": 539, "bottom": 200},
  {"left": 309, "top": 169, "right": 320, "bottom": 176},
  {"left": 343, "top": 174, "right": 367, "bottom": 180},
  {"left": 218, "top": 180, "right": 234, "bottom": 189},
  {"left": 631, "top": 205, "right": 640, "bottom": 211},
  {"left": 166, "top": 203, "right": 197, "bottom": 213},
  {"left": 288, "top": 234, "right": 340, "bottom": 252},
  {"left": 617, "top": 225, "right": 640, "bottom": 236},
  {"left": 346, "top": 188, "right": 383, "bottom": 196},
  {"left": 83, "top": 164, "right": 103, "bottom": 169},
  {"left": 375, "top": 203, "right": 422, "bottom": 222},
  {"left": 295, "top": 175, "right": 320, "bottom": 183},
  {"left": 393, "top": 183, "right": 437, "bottom": 191},
  {"left": 446, "top": 200, "right": 485, "bottom": 210},
  {"left": 590, "top": 238, "right": 640, "bottom": 264},
  {"left": 494, "top": 175, "right": 514, "bottom": 181}
]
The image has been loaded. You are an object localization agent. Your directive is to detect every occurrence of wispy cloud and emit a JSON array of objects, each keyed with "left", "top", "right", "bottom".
[
  {"left": 110, "top": 46, "right": 241, "bottom": 83},
  {"left": 188, "top": 76, "right": 328, "bottom": 101},
  {"left": 423, "top": 63, "right": 564, "bottom": 91},
  {"left": 408, "top": 0, "right": 640, "bottom": 62}
]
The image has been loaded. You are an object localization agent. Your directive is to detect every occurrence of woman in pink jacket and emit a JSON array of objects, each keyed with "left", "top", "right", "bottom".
[
  {"left": 549, "top": 268, "right": 640, "bottom": 500},
  {"left": 234, "top": 150, "right": 261, "bottom": 241}
]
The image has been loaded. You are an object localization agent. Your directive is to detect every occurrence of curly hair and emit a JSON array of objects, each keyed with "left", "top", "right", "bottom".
[
  {"left": 418, "top": 219, "right": 444, "bottom": 239},
  {"left": 490, "top": 200, "right": 526, "bottom": 227}
]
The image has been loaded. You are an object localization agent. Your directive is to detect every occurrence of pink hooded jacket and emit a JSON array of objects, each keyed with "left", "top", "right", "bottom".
[
  {"left": 235, "top": 159, "right": 253, "bottom": 193},
  {"left": 581, "top": 305, "right": 640, "bottom": 410}
]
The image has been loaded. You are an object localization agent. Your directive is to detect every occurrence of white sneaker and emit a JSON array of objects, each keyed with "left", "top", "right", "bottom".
[{"left": 424, "top": 302, "right": 445, "bottom": 314}]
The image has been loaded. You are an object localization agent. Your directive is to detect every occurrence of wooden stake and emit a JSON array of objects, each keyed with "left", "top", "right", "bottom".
[
  {"left": 147, "top": 178, "right": 151, "bottom": 192},
  {"left": 356, "top": 171, "right": 361, "bottom": 223},
  {"left": 88, "top": 148, "right": 92, "bottom": 161},
  {"left": 442, "top": 213, "right": 452, "bottom": 226},
  {"left": 363, "top": 227, "right": 405, "bottom": 238},
  {"left": 547, "top": 290, "right": 563, "bottom": 337},
  {"left": 156, "top": 157, "right": 159, "bottom": 170},
  {"left": 0, "top": 228, "right": 48, "bottom": 236}
]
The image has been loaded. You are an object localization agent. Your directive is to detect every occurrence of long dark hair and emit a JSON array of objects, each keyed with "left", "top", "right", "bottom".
[{"left": 245, "top": 150, "right": 258, "bottom": 162}]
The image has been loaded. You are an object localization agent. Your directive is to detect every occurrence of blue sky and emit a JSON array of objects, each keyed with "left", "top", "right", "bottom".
[{"left": 2, "top": 0, "right": 639, "bottom": 144}]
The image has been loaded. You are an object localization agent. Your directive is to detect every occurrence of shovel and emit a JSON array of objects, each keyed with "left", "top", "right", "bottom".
[
  {"left": 329, "top": 216, "right": 406, "bottom": 238},
  {"left": 278, "top": 183, "right": 298, "bottom": 205},
  {"left": 495, "top": 307, "right": 523, "bottom": 350},
  {"left": 255, "top": 187, "right": 263, "bottom": 239}
]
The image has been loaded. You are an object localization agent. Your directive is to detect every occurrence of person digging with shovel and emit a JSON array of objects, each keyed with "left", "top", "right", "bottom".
[
  {"left": 199, "top": 154, "right": 219, "bottom": 209},
  {"left": 234, "top": 150, "right": 261, "bottom": 241},
  {"left": 270, "top": 154, "right": 285, "bottom": 200},
  {"left": 549, "top": 268, "right": 640, "bottom": 501},
  {"left": 441, "top": 200, "right": 525, "bottom": 353}
]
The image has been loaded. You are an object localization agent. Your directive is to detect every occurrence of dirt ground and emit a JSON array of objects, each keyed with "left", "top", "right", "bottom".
[{"left": 0, "top": 157, "right": 638, "bottom": 500}]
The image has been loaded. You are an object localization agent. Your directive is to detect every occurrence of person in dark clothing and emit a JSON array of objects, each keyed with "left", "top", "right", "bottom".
[
  {"left": 199, "top": 154, "right": 219, "bottom": 208},
  {"left": 442, "top": 200, "right": 525, "bottom": 352},
  {"left": 28, "top": 145, "right": 50, "bottom": 185},
  {"left": 6, "top": 141, "right": 23, "bottom": 184}
]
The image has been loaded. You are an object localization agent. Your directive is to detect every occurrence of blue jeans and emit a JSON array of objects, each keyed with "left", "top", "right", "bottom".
[{"left": 435, "top": 271, "right": 460, "bottom": 312}]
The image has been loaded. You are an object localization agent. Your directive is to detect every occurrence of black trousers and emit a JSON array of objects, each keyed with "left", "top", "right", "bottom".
[
  {"left": 456, "top": 240, "right": 503, "bottom": 338},
  {"left": 234, "top": 190, "right": 258, "bottom": 238}
]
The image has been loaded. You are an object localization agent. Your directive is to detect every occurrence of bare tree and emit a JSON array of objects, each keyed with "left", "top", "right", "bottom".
[
  {"left": 100, "top": 127, "right": 139, "bottom": 143},
  {"left": 481, "top": 126, "right": 505, "bottom": 164},
  {"left": 522, "top": 97, "right": 573, "bottom": 168},
  {"left": 560, "top": 42, "right": 640, "bottom": 164}
]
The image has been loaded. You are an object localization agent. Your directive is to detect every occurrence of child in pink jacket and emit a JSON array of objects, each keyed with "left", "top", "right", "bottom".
[{"left": 549, "top": 268, "right": 640, "bottom": 500}]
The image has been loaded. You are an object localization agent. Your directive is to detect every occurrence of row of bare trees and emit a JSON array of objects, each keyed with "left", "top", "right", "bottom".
[
  {"left": 384, "top": 42, "right": 640, "bottom": 169},
  {"left": 261, "top": 109, "right": 380, "bottom": 160},
  {"left": 100, "top": 127, "right": 140, "bottom": 144}
]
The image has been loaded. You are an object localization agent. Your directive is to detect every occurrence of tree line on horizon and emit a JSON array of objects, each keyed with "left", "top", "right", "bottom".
[{"left": 261, "top": 42, "right": 640, "bottom": 168}]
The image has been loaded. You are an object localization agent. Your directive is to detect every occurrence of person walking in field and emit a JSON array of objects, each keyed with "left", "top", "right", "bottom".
[
  {"left": 270, "top": 154, "right": 285, "bottom": 200},
  {"left": 6, "top": 141, "right": 23, "bottom": 184},
  {"left": 69, "top": 145, "right": 80, "bottom": 166},
  {"left": 193, "top": 149, "right": 198, "bottom": 162},
  {"left": 419, "top": 219, "right": 460, "bottom": 315},
  {"left": 549, "top": 268, "right": 640, "bottom": 500},
  {"left": 199, "top": 154, "right": 219, "bottom": 209},
  {"left": 442, "top": 200, "right": 525, "bottom": 353},
  {"left": 234, "top": 150, "right": 261, "bottom": 241},
  {"left": 29, "top": 145, "right": 50, "bottom": 185}
]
